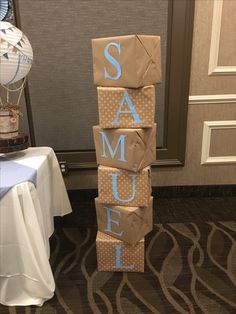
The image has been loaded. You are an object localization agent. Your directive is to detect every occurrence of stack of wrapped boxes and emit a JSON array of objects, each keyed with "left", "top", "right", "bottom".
[{"left": 92, "top": 35, "right": 161, "bottom": 272}]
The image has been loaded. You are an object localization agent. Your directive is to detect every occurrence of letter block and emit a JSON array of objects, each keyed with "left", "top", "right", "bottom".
[
  {"left": 93, "top": 124, "right": 156, "bottom": 172},
  {"left": 97, "top": 85, "right": 155, "bottom": 128},
  {"left": 92, "top": 35, "right": 161, "bottom": 88},
  {"left": 98, "top": 165, "right": 151, "bottom": 207},
  {"left": 95, "top": 197, "right": 153, "bottom": 246},
  {"left": 96, "top": 231, "right": 144, "bottom": 272}
]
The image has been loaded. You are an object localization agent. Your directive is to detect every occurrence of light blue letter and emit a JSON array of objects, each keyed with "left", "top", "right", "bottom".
[
  {"left": 104, "top": 42, "right": 122, "bottom": 80},
  {"left": 100, "top": 131, "right": 127, "bottom": 162},
  {"left": 110, "top": 173, "right": 137, "bottom": 203},
  {"left": 113, "top": 244, "right": 134, "bottom": 270},
  {"left": 105, "top": 207, "right": 123, "bottom": 237},
  {"left": 112, "top": 91, "right": 142, "bottom": 125}
]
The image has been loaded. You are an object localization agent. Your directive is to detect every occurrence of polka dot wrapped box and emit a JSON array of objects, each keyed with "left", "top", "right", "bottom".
[
  {"left": 98, "top": 165, "right": 151, "bottom": 207},
  {"left": 97, "top": 85, "right": 155, "bottom": 128},
  {"left": 93, "top": 124, "right": 156, "bottom": 172},
  {"left": 96, "top": 231, "right": 144, "bottom": 272},
  {"left": 92, "top": 35, "right": 161, "bottom": 88},
  {"left": 95, "top": 197, "right": 153, "bottom": 246}
]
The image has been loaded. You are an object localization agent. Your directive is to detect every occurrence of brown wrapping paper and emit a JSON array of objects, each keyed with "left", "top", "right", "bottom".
[
  {"left": 93, "top": 124, "right": 156, "bottom": 172},
  {"left": 95, "top": 197, "right": 153, "bottom": 246},
  {"left": 98, "top": 165, "right": 151, "bottom": 207},
  {"left": 92, "top": 35, "right": 161, "bottom": 88},
  {"left": 96, "top": 231, "right": 144, "bottom": 272},
  {"left": 97, "top": 85, "right": 155, "bottom": 128}
]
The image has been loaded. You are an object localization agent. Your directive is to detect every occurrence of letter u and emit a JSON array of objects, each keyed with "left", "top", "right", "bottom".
[{"left": 110, "top": 173, "right": 137, "bottom": 203}]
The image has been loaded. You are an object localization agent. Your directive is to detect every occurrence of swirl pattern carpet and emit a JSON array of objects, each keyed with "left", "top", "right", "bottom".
[{"left": 1, "top": 196, "right": 236, "bottom": 313}]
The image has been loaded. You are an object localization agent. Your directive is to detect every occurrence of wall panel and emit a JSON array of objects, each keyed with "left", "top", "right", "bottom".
[
  {"left": 210, "top": 127, "right": 236, "bottom": 157},
  {"left": 17, "top": 0, "right": 169, "bottom": 150},
  {"left": 218, "top": 0, "right": 236, "bottom": 67},
  {"left": 190, "top": 0, "right": 236, "bottom": 95}
]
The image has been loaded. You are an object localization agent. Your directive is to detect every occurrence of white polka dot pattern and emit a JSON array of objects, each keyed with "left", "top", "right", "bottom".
[
  {"left": 96, "top": 231, "right": 144, "bottom": 272},
  {"left": 97, "top": 85, "right": 155, "bottom": 128},
  {"left": 98, "top": 165, "right": 152, "bottom": 207}
]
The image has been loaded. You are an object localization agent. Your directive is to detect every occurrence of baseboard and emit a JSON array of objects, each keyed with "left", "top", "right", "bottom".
[
  {"left": 68, "top": 185, "right": 236, "bottom": 201},
  {"left": 152, "top": 185, "right": 236, "bottom": 198}
]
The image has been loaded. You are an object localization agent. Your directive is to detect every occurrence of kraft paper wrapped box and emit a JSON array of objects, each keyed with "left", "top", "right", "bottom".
[
  {"left": 96, "top": 231, "right": 144, "bottom": 272},
  {"left": 98, "top": 165, "right": 151, "bottom": 207},
  {"left": 95, "top": 197, "right": 153, "bottom": 246},
  {"left": 97, "top": 85, "right": 155, "bottom": 128},
  {"left": 93, "top": 124, "right": 156, "bottom": 172},
  {"left": 92, "top": 35, "right": 161, "bottom": 88}
]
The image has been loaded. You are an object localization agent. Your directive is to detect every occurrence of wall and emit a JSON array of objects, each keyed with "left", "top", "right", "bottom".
[
  {"left": 17, "top": 0, "right": 168, "bottom": 150},
  {"left": 65, "top": 0, "right": 236, "bottom": 189}
]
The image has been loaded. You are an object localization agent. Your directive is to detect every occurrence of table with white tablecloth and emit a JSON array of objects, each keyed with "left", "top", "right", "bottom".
[{"left": 0, "top": 147, "right": 72, "bottom": 306}]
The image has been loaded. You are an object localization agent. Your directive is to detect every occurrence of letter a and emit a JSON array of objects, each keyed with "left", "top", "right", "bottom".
[
  {"left": 112, "top": 91, "right": 142, "bottom": 125},
  {"left": 110, "top": 173, "right": 137, "bottom": 203},
  {"left": 100, "top": 131, "right": 127, "bottom": 162},
  {"left": 104, "top": 42, "right": 122, "bottom": 80}
]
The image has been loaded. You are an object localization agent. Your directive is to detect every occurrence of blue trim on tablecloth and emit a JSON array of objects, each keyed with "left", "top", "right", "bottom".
[{"left": 0, "top": 157, "right": 37, "bottom": 198}]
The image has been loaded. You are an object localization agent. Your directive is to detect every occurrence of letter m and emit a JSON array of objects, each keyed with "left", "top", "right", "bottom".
[{"left": 100, "top": 131, "right": 127, "bottom": 162}]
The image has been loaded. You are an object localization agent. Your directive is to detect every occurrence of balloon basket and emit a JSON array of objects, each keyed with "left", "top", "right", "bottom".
[{"left": 0, "top": 133, "right": 29, "bottom": 153}]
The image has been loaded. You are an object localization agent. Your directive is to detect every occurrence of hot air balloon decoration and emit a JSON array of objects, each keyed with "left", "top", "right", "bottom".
[
  {"left": 0, "top": 21, "right": 33, "bottom": 152},
  {"left": 0, "top": 0, "right": 9, "bottom": 21}
]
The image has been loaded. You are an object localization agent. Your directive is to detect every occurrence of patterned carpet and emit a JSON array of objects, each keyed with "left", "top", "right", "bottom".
[{"left": 1, "top": 197, "right": 236, "bottom": 313}]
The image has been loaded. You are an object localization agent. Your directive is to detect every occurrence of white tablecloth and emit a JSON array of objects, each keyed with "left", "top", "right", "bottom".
[{"left": 0, "top": 147, "right": 72, "bottom": 306}]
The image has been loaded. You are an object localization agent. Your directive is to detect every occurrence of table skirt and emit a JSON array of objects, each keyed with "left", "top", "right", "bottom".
[{"left": 0, "top": 147, "right": 72, "bottom": 306}]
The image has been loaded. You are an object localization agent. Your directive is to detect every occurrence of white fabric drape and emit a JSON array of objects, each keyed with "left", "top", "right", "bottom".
[{"left": 0, "top": 147, "right": 72, "bottom": 306}]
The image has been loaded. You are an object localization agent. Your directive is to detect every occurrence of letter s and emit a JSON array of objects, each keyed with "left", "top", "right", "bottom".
[{"left": 104, "top": 42, "right": 122, "bottom": 80}]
